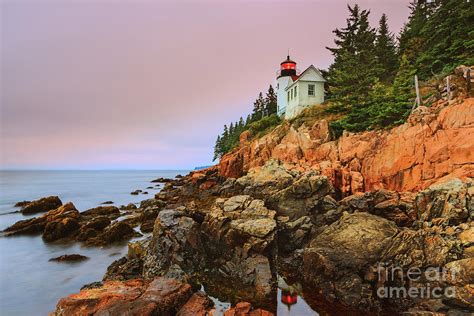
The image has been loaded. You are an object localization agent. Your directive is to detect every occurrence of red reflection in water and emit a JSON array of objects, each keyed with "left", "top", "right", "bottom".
[{"left": 281, "top": 289, "right": 298, "bottom": 306}]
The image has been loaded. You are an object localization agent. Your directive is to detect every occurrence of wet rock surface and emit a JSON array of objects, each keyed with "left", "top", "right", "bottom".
[
  {"left": 18, "top": 195, "right": 62, "bottom": 215},
  {"left": 3, "top": 197, "right": 167, "bottom": 246},
  {"left": 49, "top": 254, "right": 89, "bottom": 262},
  {"left": 51, "top": 277, "right": 276, "bottom": 316}
]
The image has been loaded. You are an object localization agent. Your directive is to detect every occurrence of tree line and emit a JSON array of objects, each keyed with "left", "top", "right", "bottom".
[
  {"left": 328, "top": 0, "right": 473, "bottom": 133},
  {"left": 213, "top": 85, "right": 279, "bottom": 160},
  {"left": 213, "top": 0, "right": 473, "bottom": 160}
]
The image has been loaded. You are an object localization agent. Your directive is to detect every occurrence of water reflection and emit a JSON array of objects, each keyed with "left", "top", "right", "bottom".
[
  {"left": 199, "top": 273, "right": 319, "bottom": 315},
  {"left": 278, "top": 276, "right": 319, "bottom": 315}
]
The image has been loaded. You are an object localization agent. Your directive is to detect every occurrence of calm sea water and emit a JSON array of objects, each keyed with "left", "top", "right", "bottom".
[
  {"left": 0, "top": 170, "right": 184, "bottom": 315},
  {"left": 0, "top": 170, "right": 318, "bottom": 316}
]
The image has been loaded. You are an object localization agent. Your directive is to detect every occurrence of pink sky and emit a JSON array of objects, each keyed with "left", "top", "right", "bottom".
[{"left": 1, "top": 0, "right": 411, "bottom": 169}]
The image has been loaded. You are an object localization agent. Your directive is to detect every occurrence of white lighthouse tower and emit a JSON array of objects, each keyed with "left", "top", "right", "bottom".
[{"left": 276, "top": 55, "right": 298, "bottom": 117}]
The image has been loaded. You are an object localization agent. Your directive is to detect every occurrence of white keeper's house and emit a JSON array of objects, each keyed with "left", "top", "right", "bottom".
[{"left": 276, "top": 55, "right": 326, "bottom": 119}]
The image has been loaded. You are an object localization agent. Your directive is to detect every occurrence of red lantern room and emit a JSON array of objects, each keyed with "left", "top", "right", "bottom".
[
  {"left": 281, "top": 289, "right": 298, "bottom": 306},
  {"left": 279, "top": 55, "right": 297, "bottom": 78}
]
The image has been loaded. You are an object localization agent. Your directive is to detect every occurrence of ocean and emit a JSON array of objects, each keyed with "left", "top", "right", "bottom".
[
  {"left": 0, "top": 170, "right": 184, "bottom": 315},
  {"left": 0, "top": 170, "right": 318, "bottom": 316}
]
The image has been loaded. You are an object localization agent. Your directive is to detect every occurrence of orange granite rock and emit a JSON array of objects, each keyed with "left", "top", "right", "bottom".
[
  {"left": 219, "top": 98, "right": 474, "bottom": 196},
  {"left": 52, "top": 277, "right": 193, "bottom": 316}
]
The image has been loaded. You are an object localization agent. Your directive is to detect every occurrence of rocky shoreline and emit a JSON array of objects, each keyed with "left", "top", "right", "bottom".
[
  {"left": 7, "top": 164, "right": 468, "bottom": 315},
  {"left": 3, "top": 99, "right": 473, "bottom": 315}
]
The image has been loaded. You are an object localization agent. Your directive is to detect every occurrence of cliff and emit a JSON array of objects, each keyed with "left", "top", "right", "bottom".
[{"left": 219, "top": 97, "right": 474, "bottom": 196}]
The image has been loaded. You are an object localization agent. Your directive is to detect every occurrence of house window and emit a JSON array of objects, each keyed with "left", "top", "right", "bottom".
[
  {"left": 287, "top": 91, "right": 290, "bottom": 102},
  {"left": 294, "top": 86, "right": 297, "bottom": 97},
  {"left": 308, "top": 84, "right": 315, "bottom": 96},
  {"left": 290, "top": 89, "right": 293, "bottom": 100}
]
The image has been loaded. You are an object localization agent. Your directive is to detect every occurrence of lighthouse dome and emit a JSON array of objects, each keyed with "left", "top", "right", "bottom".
[{"left": 278, "top": 55, "right": 297, "bottom": 78}]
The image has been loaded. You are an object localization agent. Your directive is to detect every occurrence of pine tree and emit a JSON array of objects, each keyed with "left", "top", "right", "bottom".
[
  {"left": 245, "top": 114, "right": 252, "bottom": 125},
  {"left": 213, "top": 135, "right": 222, "bottom": 161},
  {"left": 264, "top": 85, "right": 277, "bottom": 115},
  {"left": 238, "top": 117, "right": 244, "bottom": 128},
  {"left": 229, "top": 122, "right": 234, "bottom": 137},
  {"left": 326, "top": 5, "right": 379, "bottom": 112},
  {"left": 416, "top": 0, "right": 474, "bottom": 77},
  {"left": 326, "top": 4, "right": 360, "bottom": 110},
  {"left": 252, "top": 92, "right": 265, "bottom": 119},
  {"left": 398, "top": 0, "right": 434, "bottom": 65},
  {"left": 378, "top": 54, "right": 416, "bottom": 127},
  {"left": 222, "top": 124, "right": 229, "bottom": 145},
  {"left": 375, "top": 14, "right": 398, "bottom": 83}
]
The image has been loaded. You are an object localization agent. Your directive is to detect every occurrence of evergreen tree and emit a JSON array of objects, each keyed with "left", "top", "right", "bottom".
[
  {"left": 213, "top": 135, "right": 222, "bottom": 161},
  {"left": 222, "top": 124, "right": 229, "bottom": 144},
  {"left": 377, "top": 54, "right": 416, "bottom": 127},
  {"left": 229, "top": 122, "right": 234, "bottom": 137},
  {"left": 238, "top": 117, "right": 245, "bottom": 128},
  {"left": 245, "top": 114, "right": 252, "bottom": 125},
  {"left": 326, "top": 4, "right": 378, "bottom": 112},
  {"left": 264, "top": 85, "right": 277, "bottom": 115},
  {"left": 252, "top": 92, "right": 265, "bottom": 119},
  {"left": 375, "top": 14, "right": 398, "bottom": 83},
  {"left": 416, "top": 0, "right": 474, "bottom": 77},
  {"left": 398, "top": 0, "right": 434, "bottom": 65}
]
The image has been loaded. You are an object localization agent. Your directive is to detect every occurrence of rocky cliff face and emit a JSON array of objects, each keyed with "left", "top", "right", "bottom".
[
  {"left": 219, "top": 97, "right": 474, "bottom": 196},
  {"left": 49, "top": 77, "right": 474, "bottom": 315}
]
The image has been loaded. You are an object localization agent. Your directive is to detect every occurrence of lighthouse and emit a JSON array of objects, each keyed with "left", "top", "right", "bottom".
[
  {"left": 275, "top": 54, "right": 326, "bottom": 119},
  {"left": 276, "top": 55, "right": 298, "bottom": 117}
]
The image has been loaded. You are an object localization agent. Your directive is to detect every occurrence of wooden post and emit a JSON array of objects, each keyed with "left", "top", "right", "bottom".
[
  {"left": 414, "top": 75, "right": 422, "bottom": 109},
  {"left": 446, "top": 75, "right": 451, "bottom": 101}
]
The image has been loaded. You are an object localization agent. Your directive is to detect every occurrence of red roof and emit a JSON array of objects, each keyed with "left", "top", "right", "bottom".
[{"left": 291, "top": 75, "right": 300, "bottom": 81}]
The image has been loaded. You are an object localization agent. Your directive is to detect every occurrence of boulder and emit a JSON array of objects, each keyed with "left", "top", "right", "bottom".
[
  {"left": 80, "top": 215, "right": 111, "bottom": 231},
  {"left": 103, "top": 222, "right": 138, "bottom": 242},
  {"left": 235, "top": 160, "right": 297, "bottom": 198},
  {"left": 382, "top": 229, "right": 458, "bottom": 269},
  {"left": 81, "top": 206, "right": 120, "bottom": 219},
  {"left": 276, "top": 215, "right": 314, "bottom": 253},
  {"left": 339, "top": 189, "right": 416, "bottom": 227},
  {"left": 443, "top": 258, "right": 474, "bottom": 286},
  {"left": 53, "top": 277, "right": 194, "bottom": 316},
  {"left": 139, "top": 198, "right": 166, "bottom": 210},
  {"left": 124, "top": 277, "right": 192, "bottom": 315},
  {"left": 49, "top": 254, "right": 88, "bottom": 262},
  {"left": 20, "top": 196, "right": 62, "bottom": 215},
  {"left": 4, "top": 202, "right": 79, "bottom": 239},
  {"left": 416, "top": 179, "right": 471, "bottom": 225},
  {"left": 202, "top": 196, "right": 276, "bottom": 255},
  {"left": 103, "top": 256, "right": 143, "bottom": 281},
  {"left": 302, "top": 212, "right": 398, "bottom": 308},
  {"left": 223, "top": 302, "right": 274, "bottom": 316},
  {"left": 176, "top": 291, "right": 214, "bottom": 316},
  {"left": 14, "top": 200, "right": 30, "bottom": 207},
  {"left": 151, "top": 177, "right": 172, "bottom": 183},
  {"left": 143, "top": 209, "right": 202, "bottom": 279},
  {"left": 53, "top": 279, "right": 146, "bottom": 315},
  {"left": 120, "top": 203, "right": 138, "bottom": 211},
  {"left": 459, "top": 227, "right": 474, "bottom": 245},
  {"left": 267, "top": 172, "right": 334, "bottom": 220},
  {"left": 43, "top": 216, "right": 80, "bottom": 242}
]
